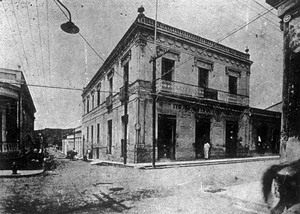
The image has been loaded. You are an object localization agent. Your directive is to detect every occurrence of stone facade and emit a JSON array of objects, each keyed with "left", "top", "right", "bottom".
[{"left": 82, "top": 11, "right": 281, "bottom": 163}]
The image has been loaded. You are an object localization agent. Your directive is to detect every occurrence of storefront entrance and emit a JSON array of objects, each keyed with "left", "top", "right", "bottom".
[
  {"left": 158, "top": 115, "right": 176, "bottom": 160},
  {"left": 226, "top": 121, "right": 238, "bottom": 158},
  {"left": 195, "top": 118, "right": 210, "bottom": 159}
]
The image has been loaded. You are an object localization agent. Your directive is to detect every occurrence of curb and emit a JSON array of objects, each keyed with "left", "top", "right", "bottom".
[
  {"left": 92, "top": 155, "right": 280, "bottom": 170},
  {"left": 0, "top": 169, "right": 45, "bottom": 178}
]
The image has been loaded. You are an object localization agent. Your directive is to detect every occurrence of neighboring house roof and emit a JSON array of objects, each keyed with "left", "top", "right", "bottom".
[
  {"left": 0, "top": 68, "right": 36, "bottom": 113},
  {"left": 265, "top": 101, "right": 282, "bottom": 112}
]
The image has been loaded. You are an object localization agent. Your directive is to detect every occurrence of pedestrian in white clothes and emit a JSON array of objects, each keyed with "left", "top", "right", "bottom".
[{"left": 204, "top": 142, "right": 210, "bottom": 160}]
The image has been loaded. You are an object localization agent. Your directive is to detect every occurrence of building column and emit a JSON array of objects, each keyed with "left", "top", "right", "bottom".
[{"left": 266, "top": 0, "right": 300, "bottom": 162}]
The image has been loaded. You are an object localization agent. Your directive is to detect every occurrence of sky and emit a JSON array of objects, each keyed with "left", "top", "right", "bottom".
[{"left": 0, "top": 0, "right": 283, "bottom": 130}]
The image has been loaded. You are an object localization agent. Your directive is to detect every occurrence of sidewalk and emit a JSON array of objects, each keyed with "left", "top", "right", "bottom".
[
  {"left": 0, "top": 155, "right": 279, "bottom": 178},
  {"left": 0, "top": 168, "right": 44, "bottom": 178},
  {"left": 91, "top": 155, "right": 280, "bottom": 169}
]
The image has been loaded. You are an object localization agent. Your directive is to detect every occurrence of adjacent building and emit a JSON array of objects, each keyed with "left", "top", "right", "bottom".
[
  {"left": 82, "top": 8, "right": 281, "bottom": 163},
  {"left": 62, "top": 126, "right": 82, "bottom": 157},
  {"left": 0, "top": 68, "right": 36, "bottom": 167}
]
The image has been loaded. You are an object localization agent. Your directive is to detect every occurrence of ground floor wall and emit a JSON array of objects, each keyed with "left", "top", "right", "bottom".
[
  {"left": 249, "top": 116, "right": 281, "bottom": 156},
  {"left": 82, "top": 95, "right": 280, "bottom": 163}
]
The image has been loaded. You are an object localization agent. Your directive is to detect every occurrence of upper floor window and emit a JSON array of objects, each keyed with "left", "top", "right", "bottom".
[
  {"left": 97, "top": 123, "right": 100, "bottom": 144},
  {"left": 97, "top": 88, "right": 100, "bottom": 106},
  {"left": 198, "top": 68, "right": 209, "bottom": 88},
  {"left": 226, "top": 67, "right": 241, "bottom": 95},
  {"left": 162, "top": 58, "right": 174, "bottom": 81},
  {"left": 92, "top": 93, "right": 95, "bottom": 109},
  {"left": 107, "top": 69, "right": 114, "bottom": 97},
  {"left": 229, "top": 75, "right": 237, "bottom": 95},
  {"left": 123, "top": 62, "right": 129, "bottom": 84},
  {"left": 83, "top": 99, "right": 86, "bottom": 114},
  {"left": 109, "top": 78, "right": 113, "bottom": 96},
  {"left": 194, "top": 58, "right": 213, "bottom": 88},
  {"left": 87, "top": 96, "right": 90, "bottom": 113}
]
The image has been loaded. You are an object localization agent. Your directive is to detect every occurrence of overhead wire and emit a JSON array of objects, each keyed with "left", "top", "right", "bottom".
[
  {"left": 159, "top": 1, "right": 284, "bottom": 81},
  {"left": 8, "top": 82, "right": 119, "bottom": 93},
  {"left": 25, "top": 0, "right": 40, "bottom": 81},
  {"left": 234, "top": 0, "right": 281, "bottom": 31},
  {"left": 35, "top": 0, "right": 46, "bottom": 85},
  {"left": 9, "top": 0, "right": 30, "bottom": 70},
  {"left": 1, "top": 1, "right": 25, "bottom": 70},
  {"left": 46, "top": 0, "right": 52, "bottom": 84},
  {"left": 52, "top": 0, "right": 105, "bottom": 62},
  {"left": 52, "top": 0, "right": 127, "bottom": 82},
  {"left": 217, "top": 9, "right": 282, "bottom": 46},
  {"left": 252, "top": 0, "right": 278, "bottom": 18}
]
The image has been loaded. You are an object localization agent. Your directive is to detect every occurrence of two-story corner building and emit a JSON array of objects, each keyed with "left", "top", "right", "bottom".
[
  {"left": 0, "top": 68, "right": 36, "bottom": 165},
  {"left": 82, "top": 8, "right": 280, "bottom": 163}
]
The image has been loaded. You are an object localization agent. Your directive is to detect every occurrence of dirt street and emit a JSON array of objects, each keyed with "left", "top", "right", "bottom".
[{"left": 0, "top": 149, "right": 278, "bottom": 214}]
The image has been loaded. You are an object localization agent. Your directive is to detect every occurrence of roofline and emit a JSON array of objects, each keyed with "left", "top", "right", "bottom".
[
  {"left": 83, "top": 14, "right": 252, "bottom": 96},
  {"left": 0, "top": 68, "right": 36, "bottom": 113},
  {"left": 264, "top": 101, "right": 282, "bottom": 110}
]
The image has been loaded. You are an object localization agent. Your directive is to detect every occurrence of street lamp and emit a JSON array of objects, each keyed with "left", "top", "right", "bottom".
[{"left": 56, "top": 0, "right": 80, "bottom": 34}]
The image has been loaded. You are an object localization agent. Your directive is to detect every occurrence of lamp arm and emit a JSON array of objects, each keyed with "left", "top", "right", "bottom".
[{"left": 56, "top": 0, "right": 72, "bottom": 22}]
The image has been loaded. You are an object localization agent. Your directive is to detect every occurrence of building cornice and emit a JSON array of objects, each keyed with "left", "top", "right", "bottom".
[
  {"left": 83, "top": 15, "right": 253, "bottom": 97},
  {"left": 137, "top": 16, "right": 251, "bottom": 62}
]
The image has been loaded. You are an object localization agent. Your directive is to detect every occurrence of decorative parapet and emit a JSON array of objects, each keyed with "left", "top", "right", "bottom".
[{"left": 137, "top": 16, "right": 250, "bottom": 61}]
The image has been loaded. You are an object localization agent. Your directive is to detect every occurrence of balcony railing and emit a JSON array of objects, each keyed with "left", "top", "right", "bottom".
[{"left": 156, "top": 79, "right": 249, "bottom": 106}]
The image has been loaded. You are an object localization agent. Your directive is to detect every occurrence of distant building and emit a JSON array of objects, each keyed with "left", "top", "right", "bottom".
[
  {"left": 62, "top": 126, "right": 82, "bottom": 157},
  {"left": 0, "top": 68, "right": 36, "bottom": 168},
  {"left": 82, "top": 8, "right": 281, "bottom": 163},
  {"left": 34, "top": 128, "right": 74, "bottom": 149}
]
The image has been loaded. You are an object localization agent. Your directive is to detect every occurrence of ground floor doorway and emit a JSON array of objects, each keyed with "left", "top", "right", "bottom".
[
  {"left": 158, "top": 114, "right": 176, "bottom": 160},
  {"left": 256, "top": 124, "right": 268, "bottom": 154},
  {"left": 226, "top": 121, "right": 238, "bottom": 158},
  {"left": 195, "top": 118, "right": 210, "bottom": 159}
]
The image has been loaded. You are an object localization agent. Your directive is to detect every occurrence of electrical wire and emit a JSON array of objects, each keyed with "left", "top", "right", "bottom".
[
  {"left": 234, "top": 0, "right": 281, "bottom": 31},
  {"left": 218, "top": 10, "right": 282, "bottom": 45},
  {"left": 46, "top": 0, "right": 52, "bottom": 84},
  {"left": 9, "top": 0, "right": 30, "bottom": 70},
  {"left": 159, "top": 1, "right": 284, "bottom": 81},
  {"left": 52, "top": 0, "right": 105, "bottom": 62},
  {"left": 252, "top": 0, "right": 278, "bottom": 18},
  {"left": 25, "top": 0, "right": 40, "bottom": 81},
  {"left": 52, "top": 0, "right": 127, "bottom": 82},
  {"left": 1, "top": 1, "right": 25, "bottom": 70},
  {"left": 35, "top": 0, "right": 46, "bottom": 86},
  {"left": 7, "top": 81, "right": 119, "bottom": 93}
]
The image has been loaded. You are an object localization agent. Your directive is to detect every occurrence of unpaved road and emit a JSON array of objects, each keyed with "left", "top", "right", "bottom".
[{"left": 0, "top": 149, "right": 277, "bottom": 213}]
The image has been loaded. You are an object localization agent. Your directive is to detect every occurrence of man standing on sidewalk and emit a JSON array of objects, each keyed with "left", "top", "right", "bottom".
[{"left": 204, "top": 142, "right": 211, "bottom": 160}]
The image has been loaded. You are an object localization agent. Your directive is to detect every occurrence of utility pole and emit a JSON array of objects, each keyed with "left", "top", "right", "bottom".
[
  {"left": 124, "top": 66, "right": 129, "bottom": 165},
  {"left": 266, "top": 0, "right": 300, "bottom": 162},
  {"left": 152, "top": 0, "right": 159, "bottom": 168}
]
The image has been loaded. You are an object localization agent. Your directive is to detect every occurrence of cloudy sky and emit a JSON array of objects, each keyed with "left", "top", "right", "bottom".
[{"left": 0, "top": 0, "right": 283, "bottom": 130}]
